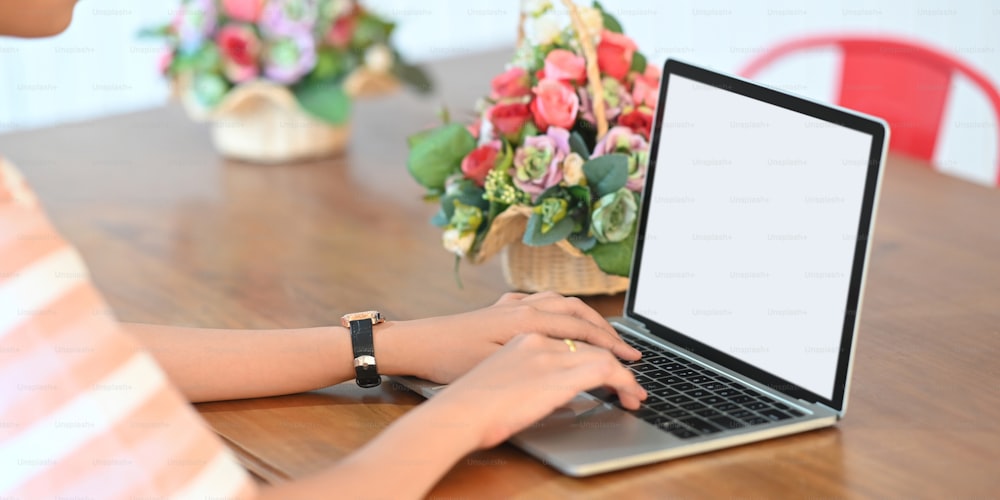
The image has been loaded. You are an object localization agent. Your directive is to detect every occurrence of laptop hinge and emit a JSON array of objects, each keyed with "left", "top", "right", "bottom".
[{"left": 611, "top": 316, "right": 648, "bottom": 334}]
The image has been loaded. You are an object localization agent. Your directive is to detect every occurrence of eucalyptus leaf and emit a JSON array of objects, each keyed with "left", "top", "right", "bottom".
[
  {"left": 594, "top": 1, "right": 624, "bottom": 33},
  {"left": 393, "top": 62, "right": 433, "bottom": 94},
  {"left": 569, "top": 131, "right": 591, "bottom": 158},
  {"left": 568, "top": 233, "right": 597, "bottom": 252},
  {"left": 588, "top": 224, "right": 637, "bottom": 276},
  {"left": 406, "top": 123, "right": 476, "bottom": 190},
  {"left": 524, "top": 213, "right": 574, "bottom": 246},
  {"left": 583, "top": 154, "right": 629, "bottom": 197},
  {"left": 293, "top": 81, "right": 351, "bottom": 125}
]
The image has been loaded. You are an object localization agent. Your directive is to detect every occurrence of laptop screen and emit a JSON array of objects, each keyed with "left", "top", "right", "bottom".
[{"left": 629, "top": 62, "right": 884, "bottom": 406}]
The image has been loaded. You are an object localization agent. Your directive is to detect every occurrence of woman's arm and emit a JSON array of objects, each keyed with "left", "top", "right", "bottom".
[
  {"left": 125, "top": 292, "right": 641, "bottom": 403},
  {"left": 256, "top": 334, "right": 647, "bottom": 499}
]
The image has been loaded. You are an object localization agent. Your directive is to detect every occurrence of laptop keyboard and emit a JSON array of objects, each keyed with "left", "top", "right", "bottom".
[{"left": 614, "top": 335, "right": 806, "bottom": 439}]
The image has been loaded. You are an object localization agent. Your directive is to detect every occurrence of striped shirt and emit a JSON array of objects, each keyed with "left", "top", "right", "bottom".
[{"left": 0, "top": 158, "right": 257, "bottom": 499}]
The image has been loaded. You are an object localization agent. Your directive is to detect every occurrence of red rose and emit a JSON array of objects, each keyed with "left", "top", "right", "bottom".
[
  {"left": 490, "top": 67, "right": 531, "bottom": 100},
  {"left": 326, "top": 11, "right": 358, "bottom": 48},
  {"left": 530, "top": 79, "right": 580, "bottom": 131},
  {"left": 543, "top": 49, "right": 586, "bottom": 83},
  {"left": 461, "top": 141, "right": 501, "bottom": 186},
  {"left": 618, "top": 107, "right": 654, "bottom": 140},
  {"left": 597, "top": 30, "right": 638, "bottom": 81},
  {"left": 488, "top": 101, "right": 532, "bottom": 140}
]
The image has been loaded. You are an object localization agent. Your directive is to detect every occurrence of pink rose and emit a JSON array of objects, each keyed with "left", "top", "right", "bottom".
[
  {"left": 597, "top": 30, "right": 638, "bottom": 81},
  {"left": 511, "top": 127, "right": 571, "bottom": 200},
  {"left": 490, "top": 67, "right": 531, "bottom": 100},
  {"left": 221, "top": 0, "right": 263, "bottom": 23},
  {"left": 158, "top": 49, "right": 174, "bottom": 75},
  {"left": 461, "top": 140, "right": 501, "bottom": 187},
  {"left": 487, "top": 101, "right": 532, "bottom": 140},
  {"left": 632, "top": 65, "right": 660, "bottom": 109},
  {"left": 217, "top": 24, "right": 260, "bottom": 83},
  {"left": 543, "top": 49, "right": 586, "bottom": 84},
  {"left": 530, "top": 79, "right": 580, "bottom": 131}
]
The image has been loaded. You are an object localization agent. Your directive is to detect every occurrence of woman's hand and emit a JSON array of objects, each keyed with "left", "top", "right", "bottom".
[
  {"left": 379, "top": 291, "right": 642, "bottom": 383},
  {"left": 423, "top": 333, "right": 647, "bottom": 449}
]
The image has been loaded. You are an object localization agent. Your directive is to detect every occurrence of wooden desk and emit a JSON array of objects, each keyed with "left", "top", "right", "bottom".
[{"left": 2, "top": 51, "right": 998, "bottom": 498}]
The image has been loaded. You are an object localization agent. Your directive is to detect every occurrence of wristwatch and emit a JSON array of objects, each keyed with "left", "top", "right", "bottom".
[{"left": 340, "top": 310, "right": 385, "bottom": 388}]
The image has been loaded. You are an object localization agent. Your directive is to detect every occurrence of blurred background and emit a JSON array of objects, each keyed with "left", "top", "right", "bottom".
[{"left": 1, "top": 0, "right": 997, "bottom": 184}]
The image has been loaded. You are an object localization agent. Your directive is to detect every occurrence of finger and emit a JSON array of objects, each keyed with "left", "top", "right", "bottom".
[
  {"left": 561, "top": 348, "right": 646, "bottom": 410},
  {"left": 495, "top": 292, "right": 529, "bottom": 304},
  {"left": 528, "top": 295, "right": 622, "bottom": 340},
  {"left": 530, "top": 310, "right": 640, "bottom": 360}
]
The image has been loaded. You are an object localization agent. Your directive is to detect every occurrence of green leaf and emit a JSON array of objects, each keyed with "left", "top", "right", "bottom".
[
  {"left": 439, "top": 182, "right": 488, "bottom": 223},
  {"left": 569, "top": 131, "right": 591, "bottom": 158},
  {"left": 523, "top": 213, "right": 575, "bottom": 246},
  {"left": 430, "top": 209, "right": 449, "bottom": 227},
  {"left": 393, "top": 62, "right": 433, "bottom": 94},
  {"left": 583, "top": 154, "right": 629, "bottom": 197},
  {"left": 293, "top": 81, "right": 351, "bottom": 125},
  {"left": 568, "top": 233, "right": 597, "bottom": 252},
  {"left": 406, "top": 128, "right": 435, "bottom": 149},
  {"left": 594, "top": 1, "right": 624, "bottom": 33},
  {"left": 630, "top": 51, "right": 647, "bottom": 75},
  {"left": 572, "top": 118, "right": 598, "bottom": 152},
  {"left": 406, "top": 123, "right": 476, "bottom": 190},
  {"left": 588, "top": 225, "right": 637, "bottom": 276}
]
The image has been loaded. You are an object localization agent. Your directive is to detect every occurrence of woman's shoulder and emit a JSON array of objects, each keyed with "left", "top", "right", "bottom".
[{"left": 0, "top": 157, "right": 39, "bottom": 207}]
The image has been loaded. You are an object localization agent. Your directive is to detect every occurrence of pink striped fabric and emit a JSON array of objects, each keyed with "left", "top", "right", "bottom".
[{"left": 0, "top": 159, "right": 257, "bottom": 499}]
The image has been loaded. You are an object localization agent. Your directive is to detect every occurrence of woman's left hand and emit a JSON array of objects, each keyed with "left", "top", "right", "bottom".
[{"left": 378, "top": 291, "right": 642, "bottom": 383}]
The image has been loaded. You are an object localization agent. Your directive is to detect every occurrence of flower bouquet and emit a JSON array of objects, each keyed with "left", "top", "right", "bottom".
[
  {"left": 406, "top": 0, "right": 660, "bottom": 295},
  {"left": 147, "top": 0, "right": 430, "bottom": 163}
]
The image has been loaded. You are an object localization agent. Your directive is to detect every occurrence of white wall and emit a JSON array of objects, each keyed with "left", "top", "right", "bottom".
[{"left": 1, "top": 0, "right": 998, "bottom": 180}]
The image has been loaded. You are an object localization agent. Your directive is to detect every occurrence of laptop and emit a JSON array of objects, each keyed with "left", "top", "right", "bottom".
[{"left": 398, "top": 59, "right": 889, "bottom": 476}]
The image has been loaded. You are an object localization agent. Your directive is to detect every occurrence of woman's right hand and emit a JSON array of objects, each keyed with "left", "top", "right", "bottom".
[{"left": 425, "top": 333, "right": 647, "bottom": 450}]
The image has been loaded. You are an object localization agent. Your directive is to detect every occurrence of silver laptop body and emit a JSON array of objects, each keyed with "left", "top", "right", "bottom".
[{"left": 398, "top": 59, "right": 889, "bottom": 476}]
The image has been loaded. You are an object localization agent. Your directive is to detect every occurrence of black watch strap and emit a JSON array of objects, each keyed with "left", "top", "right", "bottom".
[{"left": 349, "top": 319, "right": 381, "bottom": 388}]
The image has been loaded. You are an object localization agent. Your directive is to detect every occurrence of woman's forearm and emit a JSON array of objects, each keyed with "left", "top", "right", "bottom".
[
  {"left": 122, "top": 321, "right": 414, "bottom": 402},
  {"left": 257, "top": 398, "right": 480, "bottom": 500}
]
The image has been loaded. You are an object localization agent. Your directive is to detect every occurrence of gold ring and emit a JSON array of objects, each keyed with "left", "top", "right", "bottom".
[{"left": 564, "top": 339, "right": 577, "bottom": 352}]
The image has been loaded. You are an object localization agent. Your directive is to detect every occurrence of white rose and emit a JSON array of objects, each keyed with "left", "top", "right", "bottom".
[
  {"left": 562, "top": 152, "right": 586, "bottom": 186},
  {"left": 524, "top": 0, "right": 553, "bottom": 17},
  {"left": 442, "top": 228, "right": 475, "bottom": 257},
  {"left": 530, "top": 15, "right": 562, "bottom": 46},
  {"left": 364, "top": 44, "right": 394, "bottom": 73}
]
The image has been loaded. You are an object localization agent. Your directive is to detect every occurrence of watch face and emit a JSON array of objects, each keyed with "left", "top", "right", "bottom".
[{"left": 341, "top": 310, "right": 384, "bottom": 327}]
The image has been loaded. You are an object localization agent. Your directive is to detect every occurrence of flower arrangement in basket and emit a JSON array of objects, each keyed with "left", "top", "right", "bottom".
[
  {"left": 146, "top": 0, "right": 430, "bottom": 163},
  {"left": 405, "top": 0, "right": 660, "bottom": 295}
]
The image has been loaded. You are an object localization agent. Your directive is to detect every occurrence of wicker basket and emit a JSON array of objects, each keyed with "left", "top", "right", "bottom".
[
  {"left": 472, "top": 0, "right": 627, "bottom": 295},
  {"left": 178, "top": 68, "right": 398, "bottom": 163}
]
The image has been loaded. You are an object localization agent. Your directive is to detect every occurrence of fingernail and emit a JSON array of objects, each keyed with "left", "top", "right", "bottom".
[{"left": 631, "top": 347, "right": 642, "bottom": 356}]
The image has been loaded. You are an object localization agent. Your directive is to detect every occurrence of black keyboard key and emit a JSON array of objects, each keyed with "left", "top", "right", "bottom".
[
  {"left": 743, "top": 389, "right": 762, "bottom": 398},
  {"left": 745, "top": 401, "right": 769, "bottom": 411},
  {"left": 679, "top": 417, "right": 722, "bottom": 434},
  {"left": 716, "top": 402, "right": 740, "bottom": 412},
  {"left": 674, "top": 369, "right": 697, "bottom": 377},
  {"left": 685, "top": 389, "right": 710, "bottom": 399},
  {"left": 680, "top": 401, "right": 706, "bottom": 411},
  {"left": 667, "top": 394, "right": 693, "bottom": 404},
  {"left": 760, "top": 408, "right": 793, "bottom": 421},
  {"left": 731, "top": 409, "right": 754, "bottom": 419},
  {"left": 668, "top": 426, "right": 699, "bottom": 439},
  {"left": 647, "top": 400, "right": 676, "bottom": 411},
  {"left": 759, "top": 396, "right": 777, "bottom": 404},
  {"left": 788, "top": 409, "right": 805, "bottom": 417},
  {"left": 672, "top": 382, "right": 696, "bottom": 392},
  {"left": 710, "top": 415, "right": 746, "bottom": 431},
  {"left": 664, "top": 408, "right": 689, "bottom": 418},
  {"left": 745, "top": 416, "right": 769, "bottom": 425},
  {"left": 633, "top": 408, "right": 658, "bottom": 420},
  {"left": 663, "top": 376, "right": 684, "bottom": 385},
  {"left": 645, "top": 369, "right": 670, "bottom": 379},
  {"left": 695, "top": 408, "right": 721, "bottom": 418},
  {"left": 649, "top": 357, "right": 672, "bottom": 366},
  {"left": 714, "top": 388, "right": 742, "bottom": 397},
  {"left": 703, "top": 381, "right": 727, "bottom": 391},
  {"left": 639, "top": 380, "right": 663, "bottom": 393},
  {"left": 663, "top": 363, "right": 686, "bottom": 371},
  {"left": 731, "top": 395, "right": 754, "bottom": 404},
  {"left": 689, "top": 375, "right": 712, "bottom": 384},
  {"left": 773, "top": 403, "right": 790, "bottom": 410},
  {"left": 699, "top": 395, "right": 724, "bottom": 405}
]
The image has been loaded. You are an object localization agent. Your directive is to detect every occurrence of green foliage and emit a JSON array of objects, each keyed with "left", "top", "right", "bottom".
[
  {"left": 582, "top": 154, "right": 629, "bottom": 197},
  {"left": 524, "top": 213, "right": 575, "bottom": 246},
  {"left": 406, "top": 124, "right": 476, "bottom": 190},
  {"left": 588, "top": 223, "right": 637, "bottom": 276},
  {"left": 393, "top": 60, "right": 433, "bottom": 94},
  {"left": 593, "top": 1, "right": 624, "bottom": 33},
  {"left": 569, "top": 131, "right": 591, "bottom": 158},
  {"left": 631, "top": 51, "right": 647, "bottom": 75},
  {"left": 293, "top": 80, "right": 351, "bottom": 124}
]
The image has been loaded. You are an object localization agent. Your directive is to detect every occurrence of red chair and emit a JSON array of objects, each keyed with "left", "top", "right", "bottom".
[{"left": 739, "top": 35, "right": 1000, "bottom": 186}]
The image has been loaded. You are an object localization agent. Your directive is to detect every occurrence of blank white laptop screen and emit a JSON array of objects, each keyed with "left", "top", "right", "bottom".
[{"left": 633, "top": 74, "right": 874, "bottom": 400}]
